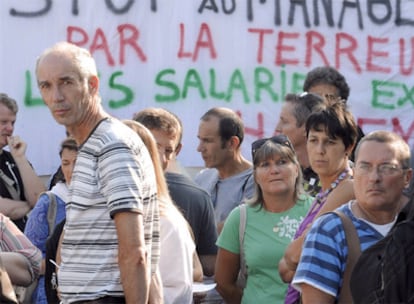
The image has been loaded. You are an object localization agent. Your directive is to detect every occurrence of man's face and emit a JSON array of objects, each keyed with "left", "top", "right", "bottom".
[
  {"left": 36, "top": 53, "right": 92, "bottom": 128},
  {"left": 275, "top": 102, "right": 306, "bottom": 149},
  {"left": 197, "top": 116, "right": 229, "bottom": 169},
  {"left": 0, "top": 104, "right": 15, "bottom": 149},
  {"left": 308, "top": 83, "right": 340, "bottom": 102},
  {"left": 150, "top": 129, "right": 179, "bottom": 171},
  {"left": 354, "top": 141, "right": 411, "bottom": 213}
]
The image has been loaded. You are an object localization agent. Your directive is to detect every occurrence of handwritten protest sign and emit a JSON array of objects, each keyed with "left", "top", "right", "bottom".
[{"left": 0, "top": 0, "right": 413, "bottom": 175}]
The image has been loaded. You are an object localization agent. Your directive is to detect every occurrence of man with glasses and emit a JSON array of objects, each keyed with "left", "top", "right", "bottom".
[
  {"left": 275, "top": 92, "right": 326, "bottom": 196},
  {"left": 292, "top": 130, "right": 412, "bottom": 304}
]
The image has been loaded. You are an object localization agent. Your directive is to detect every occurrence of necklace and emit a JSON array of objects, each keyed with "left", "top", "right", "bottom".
[{"left": 307, "top": 167, "right": 351, "bottom": 216}]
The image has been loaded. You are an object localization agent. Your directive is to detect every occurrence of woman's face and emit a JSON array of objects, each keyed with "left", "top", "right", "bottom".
[
  {"left": 307, "top": 128, "right": 350, "bottom": 177},
  {"left": 255, "top": 153, "right": 299, "bottom": 197},
  {"left": 61, "top": 148, "right": 77, "bottom": 185}
]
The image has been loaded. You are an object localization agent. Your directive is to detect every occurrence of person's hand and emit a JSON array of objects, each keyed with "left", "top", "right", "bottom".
[
  {"left": 7, "top": 136, "right": 27, "bottom": 157},
  {"left": 193, "top": 291, "right": 207, "bottom": 304}
]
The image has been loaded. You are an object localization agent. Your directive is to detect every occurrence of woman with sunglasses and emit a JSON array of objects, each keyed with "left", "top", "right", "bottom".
[
  {"left": 279, "top": 101, "right": 358, "bottom": 304},
  {"left": 215, "top": 135, "right": 313, "bottom": 303}
]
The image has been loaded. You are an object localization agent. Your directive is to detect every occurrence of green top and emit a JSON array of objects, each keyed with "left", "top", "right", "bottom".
[{"left": 217, "top": 194, "right": 313, "bottom": 304}]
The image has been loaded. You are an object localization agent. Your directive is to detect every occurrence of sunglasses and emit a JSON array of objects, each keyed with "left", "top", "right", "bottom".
[{"left": 251, "top": 135, "right": 294, "bottom": 159}]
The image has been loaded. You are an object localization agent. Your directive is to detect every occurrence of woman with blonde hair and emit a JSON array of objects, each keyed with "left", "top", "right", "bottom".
[
  {"left": 124, "top": 120, "right": 201, "bottom": 304},
  {"left": 215, "top": 135, "right": 313, "bottom": 303}
]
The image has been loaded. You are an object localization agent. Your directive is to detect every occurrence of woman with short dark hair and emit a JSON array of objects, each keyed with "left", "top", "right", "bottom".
[{"left": 280, "top": 101, "right": 358, "bottom": 304}]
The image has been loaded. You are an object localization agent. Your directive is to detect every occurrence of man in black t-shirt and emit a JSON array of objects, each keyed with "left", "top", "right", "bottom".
[{"left": 0, "top": 93, "right": 45, "bottom": 230}]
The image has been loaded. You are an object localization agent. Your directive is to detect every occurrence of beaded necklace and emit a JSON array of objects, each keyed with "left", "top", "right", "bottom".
[{"left": 306, "top": 167, "right": 351, "bottom": 219}]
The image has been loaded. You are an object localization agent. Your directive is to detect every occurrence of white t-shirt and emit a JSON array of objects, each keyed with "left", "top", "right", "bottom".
[{"left": 160, "top": 207, "right": 195, "bottom": 304}]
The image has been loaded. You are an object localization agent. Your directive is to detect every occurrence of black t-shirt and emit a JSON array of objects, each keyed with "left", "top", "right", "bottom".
[
  {"left": 165, "top": 172, "right": 218, "bottom": 255},
  {"left": 0, "top": 150, "right": 27, "bottom": 230}
]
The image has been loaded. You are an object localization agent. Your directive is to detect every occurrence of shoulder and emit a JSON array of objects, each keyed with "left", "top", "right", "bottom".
[
  {"left": 324, "top": 180, "right": 355, "bottom": 211},
  {"left": 195, "top": 168, "right": 218, "bottom": 180},
  {"left": 166, "top": 172, "right": 210, "bottom": 196},
  {"left": 216, "top": 206, "right": 245, "bottom": 251},
  {"left": 297, "top": 194, "right": 314, "bottom": 207},
  {"left": 194, "top": 168, "right": 219, "bottom": 189},
  {"left": 87, "top": 118, "right": 143, "bottom": 150},
  {"left": 332, "top": 179, "right": 354, "bottom": 198},
  {"left": 310, "top": 210, "right": 345, "bottom": 236},
  {"left": 32, "top": 193, "right": 52, "bottom": 211}
]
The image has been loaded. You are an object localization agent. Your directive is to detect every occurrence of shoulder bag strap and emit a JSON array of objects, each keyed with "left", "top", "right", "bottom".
[
  {"left": 333, "top": 210, "right": 361, "bottom": 304},
  {"left": 239, "top": 204, "right": 247, "bottom": 277},
  {"left": 46, "top": 192, "right": 58, "bottom": 235}
]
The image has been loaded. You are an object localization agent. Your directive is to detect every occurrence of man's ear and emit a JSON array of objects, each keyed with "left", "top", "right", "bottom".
[
  {"left": 88, "top": 75, "right": 99, "bottom": 93},
  {"left": 404, "top": 168, "right": 413, "bottom": 188},
  {"left": 175, "top": 143, "right": 182, "bottom": 156},
  {"left": 229, "top": 136, "right": 240, "bottom": 150}
]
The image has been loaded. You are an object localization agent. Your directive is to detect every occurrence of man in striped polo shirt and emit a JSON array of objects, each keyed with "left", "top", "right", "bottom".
[
  {"left": 292, "top": 130, "right": 412, "bottom": 303},
  {"left": 36, "top": 42, "right": 160, "bottom": 304}
]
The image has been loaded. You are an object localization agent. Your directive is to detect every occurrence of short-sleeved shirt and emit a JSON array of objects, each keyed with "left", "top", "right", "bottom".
[
  {"left": 0, "top": 150, "right": 27, "bottom": 230},
  {"left": 217, "top": 195, "right": 313, "bottom": 304},
  {"left": 165, "top": 172, "right": 217, "bottom": 255},
  {"left": 292, "top": 203, "right": 385, "bottom": 299},
  {"left": 194, "top": 168, "right": 254, "bottom": 223},
  {"left": 58, "top": 118, "right": 160, "bottom": 303}
]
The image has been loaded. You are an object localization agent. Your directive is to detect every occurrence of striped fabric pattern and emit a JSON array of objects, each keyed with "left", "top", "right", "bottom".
[
  {"left": 292, "top": 203, "right": 383, "bottom": 299},
  {"left": 0, "top": 213, "right": 41, "bottom": 281},
  {"left": 58, "top": 118, "right": 160, "bottom": 302}
]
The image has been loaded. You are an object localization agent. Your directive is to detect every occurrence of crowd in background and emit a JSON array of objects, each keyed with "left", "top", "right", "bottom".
[{"left": 0, "top": 41, "right": 413, "bottom": 304}]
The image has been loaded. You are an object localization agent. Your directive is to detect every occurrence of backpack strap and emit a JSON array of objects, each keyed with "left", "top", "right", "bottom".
[
  {"left": 333, "top": 210, "right": 361, "bottom": 304},
  {"left": 44, "top": 192, "right": 57, "bottom": 235},
  {"left": 239, "top": 204, "right": 247, "bottom": 283}
]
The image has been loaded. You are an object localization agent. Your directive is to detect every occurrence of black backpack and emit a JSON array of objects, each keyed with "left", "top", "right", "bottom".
[
  {"left": 44, "top": 219, "right": 65, "bottom": 304},
  {"left": 350, "top": 196, "right": 414, "bottom": 304}
]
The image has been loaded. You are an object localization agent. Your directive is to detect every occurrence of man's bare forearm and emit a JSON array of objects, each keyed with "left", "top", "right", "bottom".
[{"left": 0, "top": 197, "right": 30, "bottom": 219}]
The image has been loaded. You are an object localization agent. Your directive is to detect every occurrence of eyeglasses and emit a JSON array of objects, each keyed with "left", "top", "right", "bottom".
[
  {"left": 354, "top": 162, "right": 406, "bottom": 176},
  {"left": 251, "top": 135, "right": 294, "bottom": 159}
]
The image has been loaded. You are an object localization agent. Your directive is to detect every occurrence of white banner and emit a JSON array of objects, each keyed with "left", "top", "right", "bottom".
[{"left": 1, "top": 0, "right": 413, "bottom": 175}]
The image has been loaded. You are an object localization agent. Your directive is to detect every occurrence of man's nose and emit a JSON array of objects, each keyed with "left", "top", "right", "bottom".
[
  {"left": 51, "top": 86, "right": 64, "bottom": 103},
  {"left": 5, "top": 122, "right": 14, "bottom": 132},
  {"left": 197, "top": 142, "right": 203, "bottom": 152}
]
